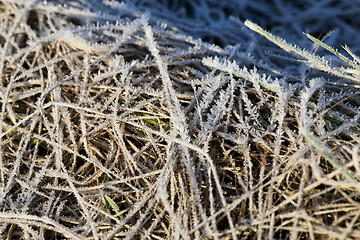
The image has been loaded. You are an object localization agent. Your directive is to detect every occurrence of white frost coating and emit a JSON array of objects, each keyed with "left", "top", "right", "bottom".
[{"left": 0, "top": 1, "right": 359, "bottom": 239}]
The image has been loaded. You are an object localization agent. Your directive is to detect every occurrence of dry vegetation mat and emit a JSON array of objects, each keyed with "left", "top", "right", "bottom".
[{"left": 0, "top": 0, "right": 360, "bottom": 239}]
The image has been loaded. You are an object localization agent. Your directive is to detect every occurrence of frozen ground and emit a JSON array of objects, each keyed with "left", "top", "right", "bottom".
[{"left": 0, "top": 0, "right": 359, "bottom": 239}]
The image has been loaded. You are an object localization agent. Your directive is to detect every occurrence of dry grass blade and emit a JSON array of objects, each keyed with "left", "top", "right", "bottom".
[{"left": 0, "top": 1, "right": 359, "bottom": 239}]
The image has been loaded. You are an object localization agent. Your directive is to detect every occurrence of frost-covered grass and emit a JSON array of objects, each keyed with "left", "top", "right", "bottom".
[{"left": 0, "top": 0, "right": 359, "bottom": 239}]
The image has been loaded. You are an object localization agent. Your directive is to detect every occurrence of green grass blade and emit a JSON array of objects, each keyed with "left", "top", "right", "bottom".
[
  {"left": 301, "top": 128, "right": 360, "bottom": 194},
  {"left": 244, "top": 20, "right": 360, "bottom": 84}
]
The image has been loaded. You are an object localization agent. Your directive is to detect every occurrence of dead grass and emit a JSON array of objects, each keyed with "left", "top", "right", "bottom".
[{"left": 0, "top": 1, "right": 359, "bottom": 239}]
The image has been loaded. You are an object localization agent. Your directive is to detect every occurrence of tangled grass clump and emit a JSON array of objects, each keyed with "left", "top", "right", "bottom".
[{"left": 0, "top": 0, "right": 359, "bottom": 239}]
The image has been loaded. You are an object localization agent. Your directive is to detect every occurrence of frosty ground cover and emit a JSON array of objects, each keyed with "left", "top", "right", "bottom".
[{"left": 0, "top": 0, "right": 359, "bottom": 239}]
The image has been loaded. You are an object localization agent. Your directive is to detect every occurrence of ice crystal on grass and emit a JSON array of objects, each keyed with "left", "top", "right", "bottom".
[{"left": 0, "top": 0, "right": 360, "bottom": 239}]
